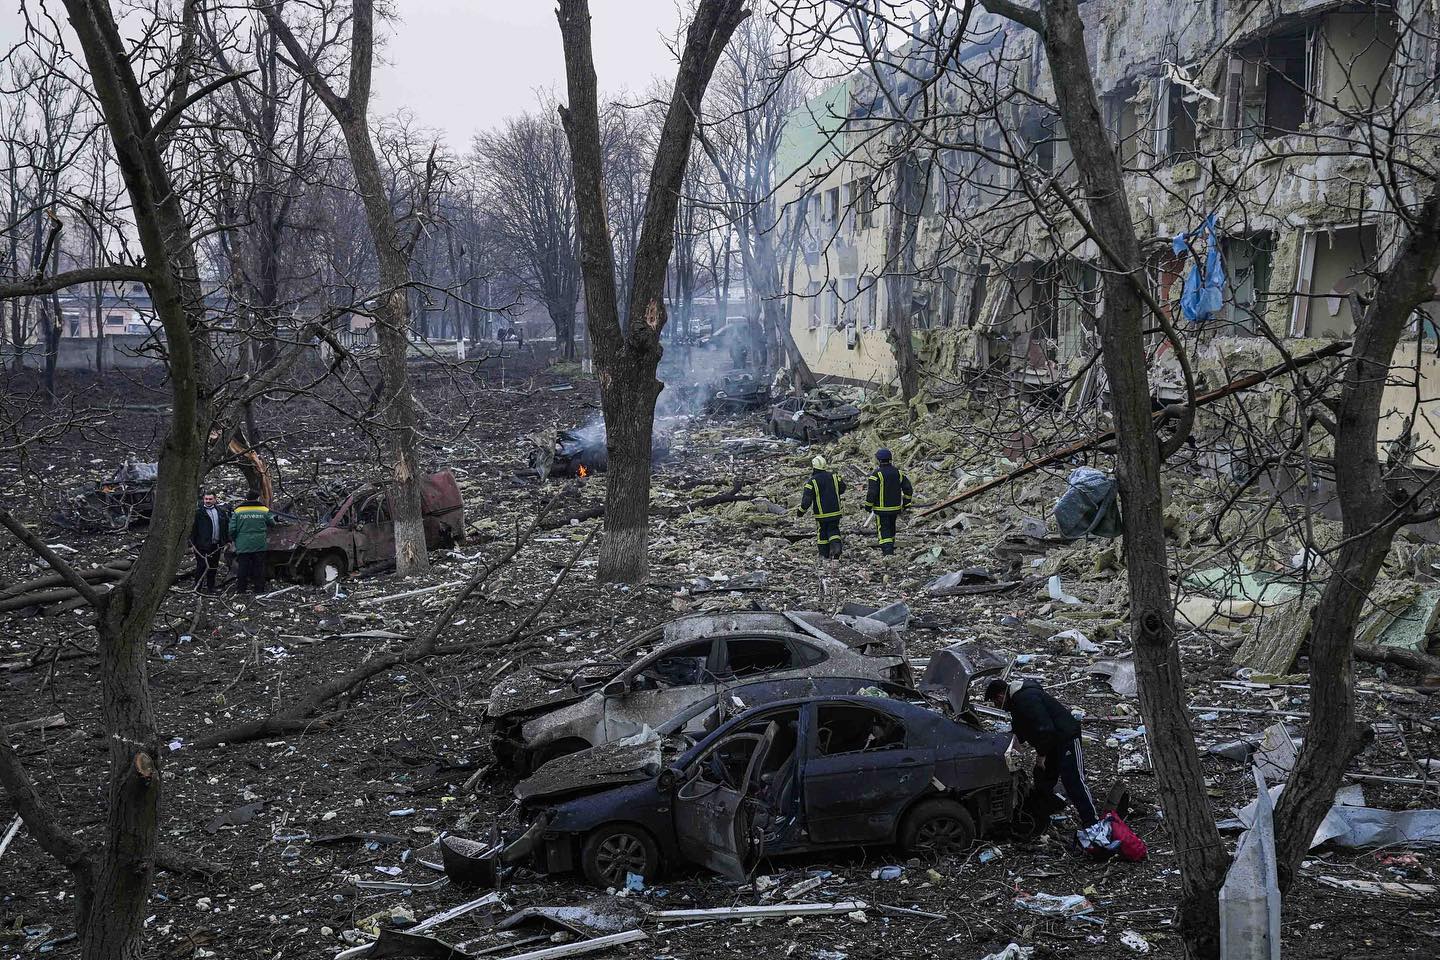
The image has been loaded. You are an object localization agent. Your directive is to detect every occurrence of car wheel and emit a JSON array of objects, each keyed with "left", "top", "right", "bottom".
[
  {"left": 582, "top": 824, "right": 660, "bottom": 888},
  {"left": 899, "top": 799, "right": 976, "bottom": 860},
  {"left": 312, "top": 551, "right": 347, "bottom": 587}
]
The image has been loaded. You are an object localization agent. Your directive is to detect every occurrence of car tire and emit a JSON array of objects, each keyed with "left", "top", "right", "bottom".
[
  {"left": 899, "top": 798, "right": 976, "bottom": 860},
  {"left": 311, "top": 551, "right": 347, "bottom": 587},
  {"left": 581, "top": 824, "right": 661, "bottom": 888}
]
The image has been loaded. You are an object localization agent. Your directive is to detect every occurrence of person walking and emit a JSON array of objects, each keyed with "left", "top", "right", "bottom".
[
  {"left": 985, "top": 677, "right": 1098, "bottom": 828},
  {"left": 190, "top": 491, "right": 230, "bottom": 593},
  {"left": 798, "top": 455, "right": 846, "bottom": 560},
  {"left": 863, "top": 448, "right": 912, "bottom": 555},
  {"left": 229, "top": 497, "right": 276, "bottom": 594}
]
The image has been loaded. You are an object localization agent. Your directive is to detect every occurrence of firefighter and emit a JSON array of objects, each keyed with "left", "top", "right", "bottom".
[
  {"left": 228, "top": 497, "right": 276, "bottom": 594},
  {"left": 864, "top": 448, "right": 912, "bottom": 555},
  {"left": 798, "top": 455, "right": 846, "bottom": 559}
]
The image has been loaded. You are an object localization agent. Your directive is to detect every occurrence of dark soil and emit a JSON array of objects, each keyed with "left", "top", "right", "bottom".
[{"left": 0, "top": 357, "right": 1436, "bottom": 960}]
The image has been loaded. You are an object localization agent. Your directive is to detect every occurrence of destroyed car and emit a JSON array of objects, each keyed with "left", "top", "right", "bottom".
[
  {"left": 529, "top": 423, "right": 671, "bottom": 479},
  {"left": 514, "top": 691, "right": 1019, "bottom": 887},
  {"left": 264, "top": 470, "right": 465, "bottom": 584},
  {"left": 487, "top": 611, "right": 909, "bottom": 772},
  {"left": 705, "top": 370, "right": 771, "bottom": 414},
  {"left": 767, "top": 393, "right": 861, "bottom": 442}
]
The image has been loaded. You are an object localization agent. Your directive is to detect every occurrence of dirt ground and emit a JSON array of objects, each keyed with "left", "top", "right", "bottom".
[{"left": 0, "top": 355, "right": 1436, "bottom": 959}]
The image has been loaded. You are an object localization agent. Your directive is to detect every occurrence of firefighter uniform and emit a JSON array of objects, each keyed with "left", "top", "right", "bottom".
[
  {"left": 799, "top": 456, "right": 846, "bottom": 559},
  {"left": 864, "top": 448, "right": 913, "bottom": 555}
]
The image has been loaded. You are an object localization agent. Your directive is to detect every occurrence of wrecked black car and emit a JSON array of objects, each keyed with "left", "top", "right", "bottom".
[
  {"left": 515, "top": 687, "right": 1020, "bottom": 887},
  {"left": 766, "top": 393, "right": 861, "bottom": 442},
  {"left": 487, "top": 611, "right": 910, "bottom": 773},
  {"left": 706, "top": 371, "right": 771, "bottom": 414}
]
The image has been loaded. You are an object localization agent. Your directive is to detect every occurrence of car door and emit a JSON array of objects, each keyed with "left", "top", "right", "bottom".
[
  {"left": 801, "top": 702, "right": 935, "bottom": 844},
  {"left": 354, "top": 493, "right": 395, "bottom": 568},
  {"left": 600, "top": 638, "right": 720, "bottom": 742},
  {"left": 672, "top": 720, "right": 778, "bottom": 880}
]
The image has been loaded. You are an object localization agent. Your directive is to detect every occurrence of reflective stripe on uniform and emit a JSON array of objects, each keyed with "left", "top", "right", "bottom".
[
  {"left": 871, "top": 469, "right": 903, "bottom": 512},
  {"left": 810, "top": 474, "right": 843, "bottom": 519}
]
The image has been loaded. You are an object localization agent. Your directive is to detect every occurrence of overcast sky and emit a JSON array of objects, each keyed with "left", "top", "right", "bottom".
[
  {"left": 372, "top": 1, "right": 682, "bottom": 147},
  {"left": 0, "top": 1, "right": 684, "bottom": 148}
]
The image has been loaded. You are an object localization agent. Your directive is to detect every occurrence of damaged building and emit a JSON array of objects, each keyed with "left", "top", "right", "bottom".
[{"left": 774, "top": 1, "right": 1439, "bottom": 460}]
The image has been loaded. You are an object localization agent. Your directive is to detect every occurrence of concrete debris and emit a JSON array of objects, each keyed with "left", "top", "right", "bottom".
[
  {"left": 978, "top": 946, "right": 1033, "bottom": 960},
  {"left": 1088, "top": 658, "right": 1137, "bottom": 697}
]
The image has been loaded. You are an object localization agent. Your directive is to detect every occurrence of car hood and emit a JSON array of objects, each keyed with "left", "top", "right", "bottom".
[
  {"left": 487, "top": 660, "right": 610, "bottom": 719},
  {"left": 515, "top": 729, "right": 664, "bottom": 802},
  {"left": 814, "top": 405, "right": 860, "bottom": 419}
]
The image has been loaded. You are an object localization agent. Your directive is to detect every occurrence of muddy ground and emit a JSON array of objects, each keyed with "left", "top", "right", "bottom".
[{"left": 0, "top": 354, "right": 1436, "bottom": 959}]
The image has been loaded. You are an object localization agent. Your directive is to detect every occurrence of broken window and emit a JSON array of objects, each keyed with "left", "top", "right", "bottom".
[
  {"left": 1290, "top": 224, "right": 1378, "bottom": 338},
  {"left": 633, "top": 639, "right": 713, "bottom": 689},
  {"left": 815, "top": 704, "right": 906, "bottom": 755},
  {"left": 1105, "top": 82, "right": 1143, "bottom": 167},
  {"left": 1221, "top": 232, "right": 1276, "bottom": 333},
  {"left": 1159, "top": 79, "right": 1199, "bottom": 161},
  {"left": 966, "top": 264, "right": 991, "bottom": 328},
  {"left": 717, "top": 637, "right": 795, "bottom": 680},
  {"left": 823, "top": 187, "right": 839, "bottom": 225},
  {"left": 855, "top": 176, "right": 876, "bottom": 230},
  {"left": 1227, "top": 25, "right": 1319, "bottom": 142}
]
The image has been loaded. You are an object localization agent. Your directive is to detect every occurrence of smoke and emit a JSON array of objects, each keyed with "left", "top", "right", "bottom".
[
  {"left": 534, "top": 414, "right": 677, "bottom": 478},
  {"left": 657, "top": 336, "right": 769, "bottom": 416}
]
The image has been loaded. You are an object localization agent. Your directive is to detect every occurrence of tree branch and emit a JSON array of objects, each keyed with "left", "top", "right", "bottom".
[
  {"left": 977, "top": 0, "right": 1043, "bottom": 33},
  {"left": 146, "top": 70, "right": 257, "bottom": 146},
  {"left": 0, "top": 508, "right": 107, "bottom": 610},
  {"left": 0, "top": 266, "right": 149, "bottom": 300},
  {"left": 0, "top": 736, "right": 94, "bottom": 902}
]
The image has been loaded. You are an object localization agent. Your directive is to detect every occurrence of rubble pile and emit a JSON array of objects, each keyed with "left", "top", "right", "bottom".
[{"left": 0, "top": 359, "right": 1436, "bottom": 959}]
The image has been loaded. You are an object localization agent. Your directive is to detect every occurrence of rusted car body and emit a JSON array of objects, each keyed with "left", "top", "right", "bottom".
[
  {"left": 487, "top": 611, "right": 909, "bottom": 773},
  {"left": 766, "top": 394, "right": 861, "bottom": 442},
  {"left": 265, "top": 470, "right": 465, "bottom": 584},
  {"left": 705, "top": 371, "right": 771, "bottom": 414},
  {"left": 511, "top": 659, "right": 1021, "bottom": 887}
]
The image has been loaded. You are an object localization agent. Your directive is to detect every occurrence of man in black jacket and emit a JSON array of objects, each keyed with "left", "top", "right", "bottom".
[
  {"left": 986, "top": 677, "right": 1097, "bottom": 827},
  {"left": 798, "top": 455, "right": 846, "bottom": 559},
  {"left": 863, "top": 448, "right": 912, "bottom": 556},
  {"left": 190, "top": 491, "right": 230, "bottom": 593}
]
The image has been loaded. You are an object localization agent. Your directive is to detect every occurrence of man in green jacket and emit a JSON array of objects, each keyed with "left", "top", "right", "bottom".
[{"left": 229, "top": 498, "right": 276, "bottom": 593}]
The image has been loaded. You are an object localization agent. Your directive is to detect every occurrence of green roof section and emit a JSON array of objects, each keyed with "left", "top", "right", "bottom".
[{"left": 775, "top": 77, "right": 855, "bottom": 187}]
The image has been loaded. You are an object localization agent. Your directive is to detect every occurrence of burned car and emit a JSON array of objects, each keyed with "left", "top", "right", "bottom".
[
  {"left": 487, "top": 611, "right": 909, "bottom": 773},
  {"left": 515, "top": 687, "right": 1019, "bottom": 887},
  {"left": 767, "top": 393, "right": 861, "bottom": 442},
  {"left": 265, "top": 470, "right": 465, "bottom": 584},
  {"left": 529, "top": 422, "right": 671, "bottom": 479},
  {"left": 705, "top": 370, "right": 771, "bottom": 414}
]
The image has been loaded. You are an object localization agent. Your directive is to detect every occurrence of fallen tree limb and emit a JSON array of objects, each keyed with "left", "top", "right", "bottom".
[
  {"left": 541, "top": 479, "right": 750, "bottom": 529},
  {"left": 918, "top": 341, "right": 1352, "bottom": 518},
  {"left": 154, "top": 846, "right": 224, "bottom": 878},
  {"left": 3, "top": 714, "right": 68, "bottom": 736},
  {"left": 193, "top": 492, "right": 566, "bottom": 748},
  {"left": 1355, "top": 643, "right": 1440, "bottom": 678},
  {"left": 0, "top": 509, "right": 106, "bottom": 609},
  {"left": 0, "top": 560, "right": 132, "bottom": 599}
]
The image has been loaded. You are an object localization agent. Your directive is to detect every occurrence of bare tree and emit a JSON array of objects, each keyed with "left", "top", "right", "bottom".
[
  {"left": 263, "top": 0, "right": 433, "bottom": 575},
  {"left": 472, "top": 106, "right": 582, "bottom": 358},
  {"left": 0, "top": 3, "right": 226, "bottom": 957}
]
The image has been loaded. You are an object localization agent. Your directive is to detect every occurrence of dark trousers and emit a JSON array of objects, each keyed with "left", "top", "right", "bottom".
[
  {"left": 193, "top": 547, "right": 223, "bottom": 592},
  {"left": 816, "top": 517, "right": 842, "bottom": 559},
  {"left": 1036, "top": 735, "right": 1098, "bottom": 827},
  {"left": 235, "top": 551, "right": 267, "bottom": 593},
  {"left": 875, "top": 511, "right": 898, "bottom": 554}
]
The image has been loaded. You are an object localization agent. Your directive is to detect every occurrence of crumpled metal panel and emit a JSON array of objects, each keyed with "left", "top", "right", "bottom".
[{"left": 920, "top": 642, "right": 1009, "bottom": 714}]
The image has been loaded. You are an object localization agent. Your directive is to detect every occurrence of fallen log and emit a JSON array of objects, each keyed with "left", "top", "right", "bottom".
[
  {"left": 918, "top": 340, "right": 1352, "bottom": 518},
  {"left": 2, "top": 714, "right": 68, "bottom": 736},
  {"left": 1355, "top": 642, "right": 1440, "bottom": 679},
  {"left": 0, "top": 560, "right": 132, "bottom": 599}
]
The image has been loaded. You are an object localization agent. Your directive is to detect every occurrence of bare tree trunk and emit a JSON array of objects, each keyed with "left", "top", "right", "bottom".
[
  {"left": 883, "top": 153, "right": 922, "bottom": 407},
  {"left": 0, "top": 6, "right": 217, "bottom": 960},
  {"left": 264, "top": 0, "right": 430, "bottom": 575},
  {"left": 979, "top": 1, "right": 1228, "bottom": 953},
  {"left": 557, "top": 0, "right": 748, "bottom": 582},
  {"left": 1273, "top": 191, "right": 1440, "bottom": 887}
]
